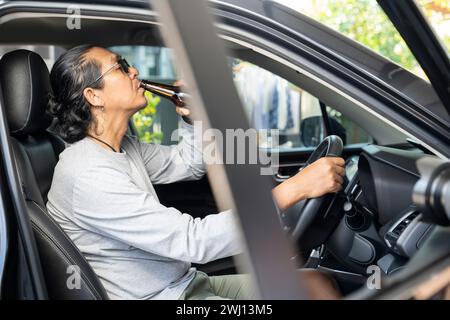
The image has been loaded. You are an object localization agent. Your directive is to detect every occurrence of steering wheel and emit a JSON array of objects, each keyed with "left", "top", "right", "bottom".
[{"left": 282, "top": 135, "right": 343, "bottom": 248}]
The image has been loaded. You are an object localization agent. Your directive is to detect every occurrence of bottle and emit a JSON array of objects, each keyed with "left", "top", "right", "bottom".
[{"left": 139, "top": 79, "right": 189, "bottom": 108}]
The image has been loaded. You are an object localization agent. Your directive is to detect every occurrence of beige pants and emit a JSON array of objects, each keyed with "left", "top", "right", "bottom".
[
  {"left": 179, "top": 269, "right": 341, "bottom": 300},
  {"left": 179, "top": 271, "right": 258, "bottom": 300}
]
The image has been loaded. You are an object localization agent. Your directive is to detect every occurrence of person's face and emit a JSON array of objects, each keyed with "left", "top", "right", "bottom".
[{"left": 83, "top": 47, "right": 147, "bottom": 114}]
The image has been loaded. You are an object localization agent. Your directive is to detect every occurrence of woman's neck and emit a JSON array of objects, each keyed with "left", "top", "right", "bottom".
[{"left": 87, "top": 111, "right": 131, "bottom": 152}]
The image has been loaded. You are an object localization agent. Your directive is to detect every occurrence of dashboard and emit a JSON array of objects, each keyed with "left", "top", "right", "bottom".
[{"left": 323, "top": 145, "right": 436, "bottom": 276}]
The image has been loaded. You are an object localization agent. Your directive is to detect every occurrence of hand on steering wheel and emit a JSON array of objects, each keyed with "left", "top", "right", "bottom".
[{"left": 281, "top": 135, "right": 344, "bottom": 248}]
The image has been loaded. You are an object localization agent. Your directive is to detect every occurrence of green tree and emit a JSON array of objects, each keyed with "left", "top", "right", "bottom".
[
  {"left": 132, "top": 91, "right": 163, "bottom": 143},
  {"left": 310, "top": 0, "right": 423, "bottom": 76}
]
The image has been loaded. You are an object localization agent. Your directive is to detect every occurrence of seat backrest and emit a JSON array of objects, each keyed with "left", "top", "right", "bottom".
[{"left": 0, "top": 49, "right": 108, "bottom": 300}]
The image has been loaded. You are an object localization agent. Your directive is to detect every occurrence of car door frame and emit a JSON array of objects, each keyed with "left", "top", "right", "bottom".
[{"left": 378, "top": 0, "right": 450, "bottom": 118}]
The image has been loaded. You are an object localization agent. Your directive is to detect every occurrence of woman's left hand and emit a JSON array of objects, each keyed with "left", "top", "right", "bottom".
[
  {"left": 175, "top": 106, "right": 190, "bottom": 117},
  {"left": 173, "top": 80, "right": 190, "bottom": 117}
]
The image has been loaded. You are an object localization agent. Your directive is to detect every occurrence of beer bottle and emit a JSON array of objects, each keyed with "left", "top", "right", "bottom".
[{"left": 139, "top": 79, "right": 189, "bottom": 108}]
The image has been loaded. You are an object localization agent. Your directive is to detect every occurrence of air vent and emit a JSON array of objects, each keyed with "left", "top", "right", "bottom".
[
  {"left": 385, "top": 211, "right": 420, "bottom": 248},
  {"left": 350, "top": 180, "right": 361, "bottom": 197}
]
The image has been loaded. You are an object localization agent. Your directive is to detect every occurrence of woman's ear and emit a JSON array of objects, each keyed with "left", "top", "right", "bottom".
[{"left": 83, "top": 87, "right": 104, "bottom": 107}]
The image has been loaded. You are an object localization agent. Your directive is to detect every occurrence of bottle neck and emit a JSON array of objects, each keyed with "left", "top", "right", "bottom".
[
  {"left": 140, "top": 82, "right": 176, "bottom": 96},
  {"left": 139, "top": 79, "right": 179, "bottom": 92},
  {"left": 139, "top": 79, "right": 188, "bottom": 108}
]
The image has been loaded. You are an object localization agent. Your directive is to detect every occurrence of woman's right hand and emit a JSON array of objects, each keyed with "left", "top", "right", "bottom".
[
  {"left": 294, "top": 157, "right": 345, "bottom": 199},
  {"left": 272, "top": 157, "right": 345, "bottom": 211}
]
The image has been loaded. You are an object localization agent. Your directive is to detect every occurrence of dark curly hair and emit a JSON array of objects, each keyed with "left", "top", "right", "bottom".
[{"left": 47, "top": 44, "right": 104, "bottom": 143}]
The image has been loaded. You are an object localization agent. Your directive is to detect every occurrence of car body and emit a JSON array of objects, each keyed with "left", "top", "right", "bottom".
[{"left": 0, "top": 0, "right": 449, "bottom": 300}]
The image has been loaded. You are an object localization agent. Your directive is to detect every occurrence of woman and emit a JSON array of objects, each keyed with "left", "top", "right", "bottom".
[{"left": 46, "top": 45, "right": 345, "bottom": 300}]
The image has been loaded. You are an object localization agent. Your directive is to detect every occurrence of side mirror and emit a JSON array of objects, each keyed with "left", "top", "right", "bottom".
[{"left": 300, "top": 116, "right": 347, "bottom": 147}]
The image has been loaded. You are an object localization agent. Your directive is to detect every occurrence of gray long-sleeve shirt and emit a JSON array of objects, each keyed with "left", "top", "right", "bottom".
[{"left": 46, "top": 121, "right": 242, "bottom": 300}]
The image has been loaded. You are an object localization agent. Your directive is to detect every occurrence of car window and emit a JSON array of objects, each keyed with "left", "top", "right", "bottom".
[
  {"left": 231, "top": 58, "right": 372, "bottom": 150},
  {"left": 325, "top": 106, "right": 373, "bottom": 146},
  {"left": 273, "top": 0, "right": 429, "bottom": 81}
]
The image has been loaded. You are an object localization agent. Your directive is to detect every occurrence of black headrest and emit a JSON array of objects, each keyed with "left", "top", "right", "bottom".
[{"left": 0, "top": 50, "right": 52, "bottom": 136}]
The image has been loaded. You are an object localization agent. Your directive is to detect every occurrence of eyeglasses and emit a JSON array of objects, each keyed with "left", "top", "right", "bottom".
[{"left": 85, "top": 57, "right": 131, "bottom": 88}]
